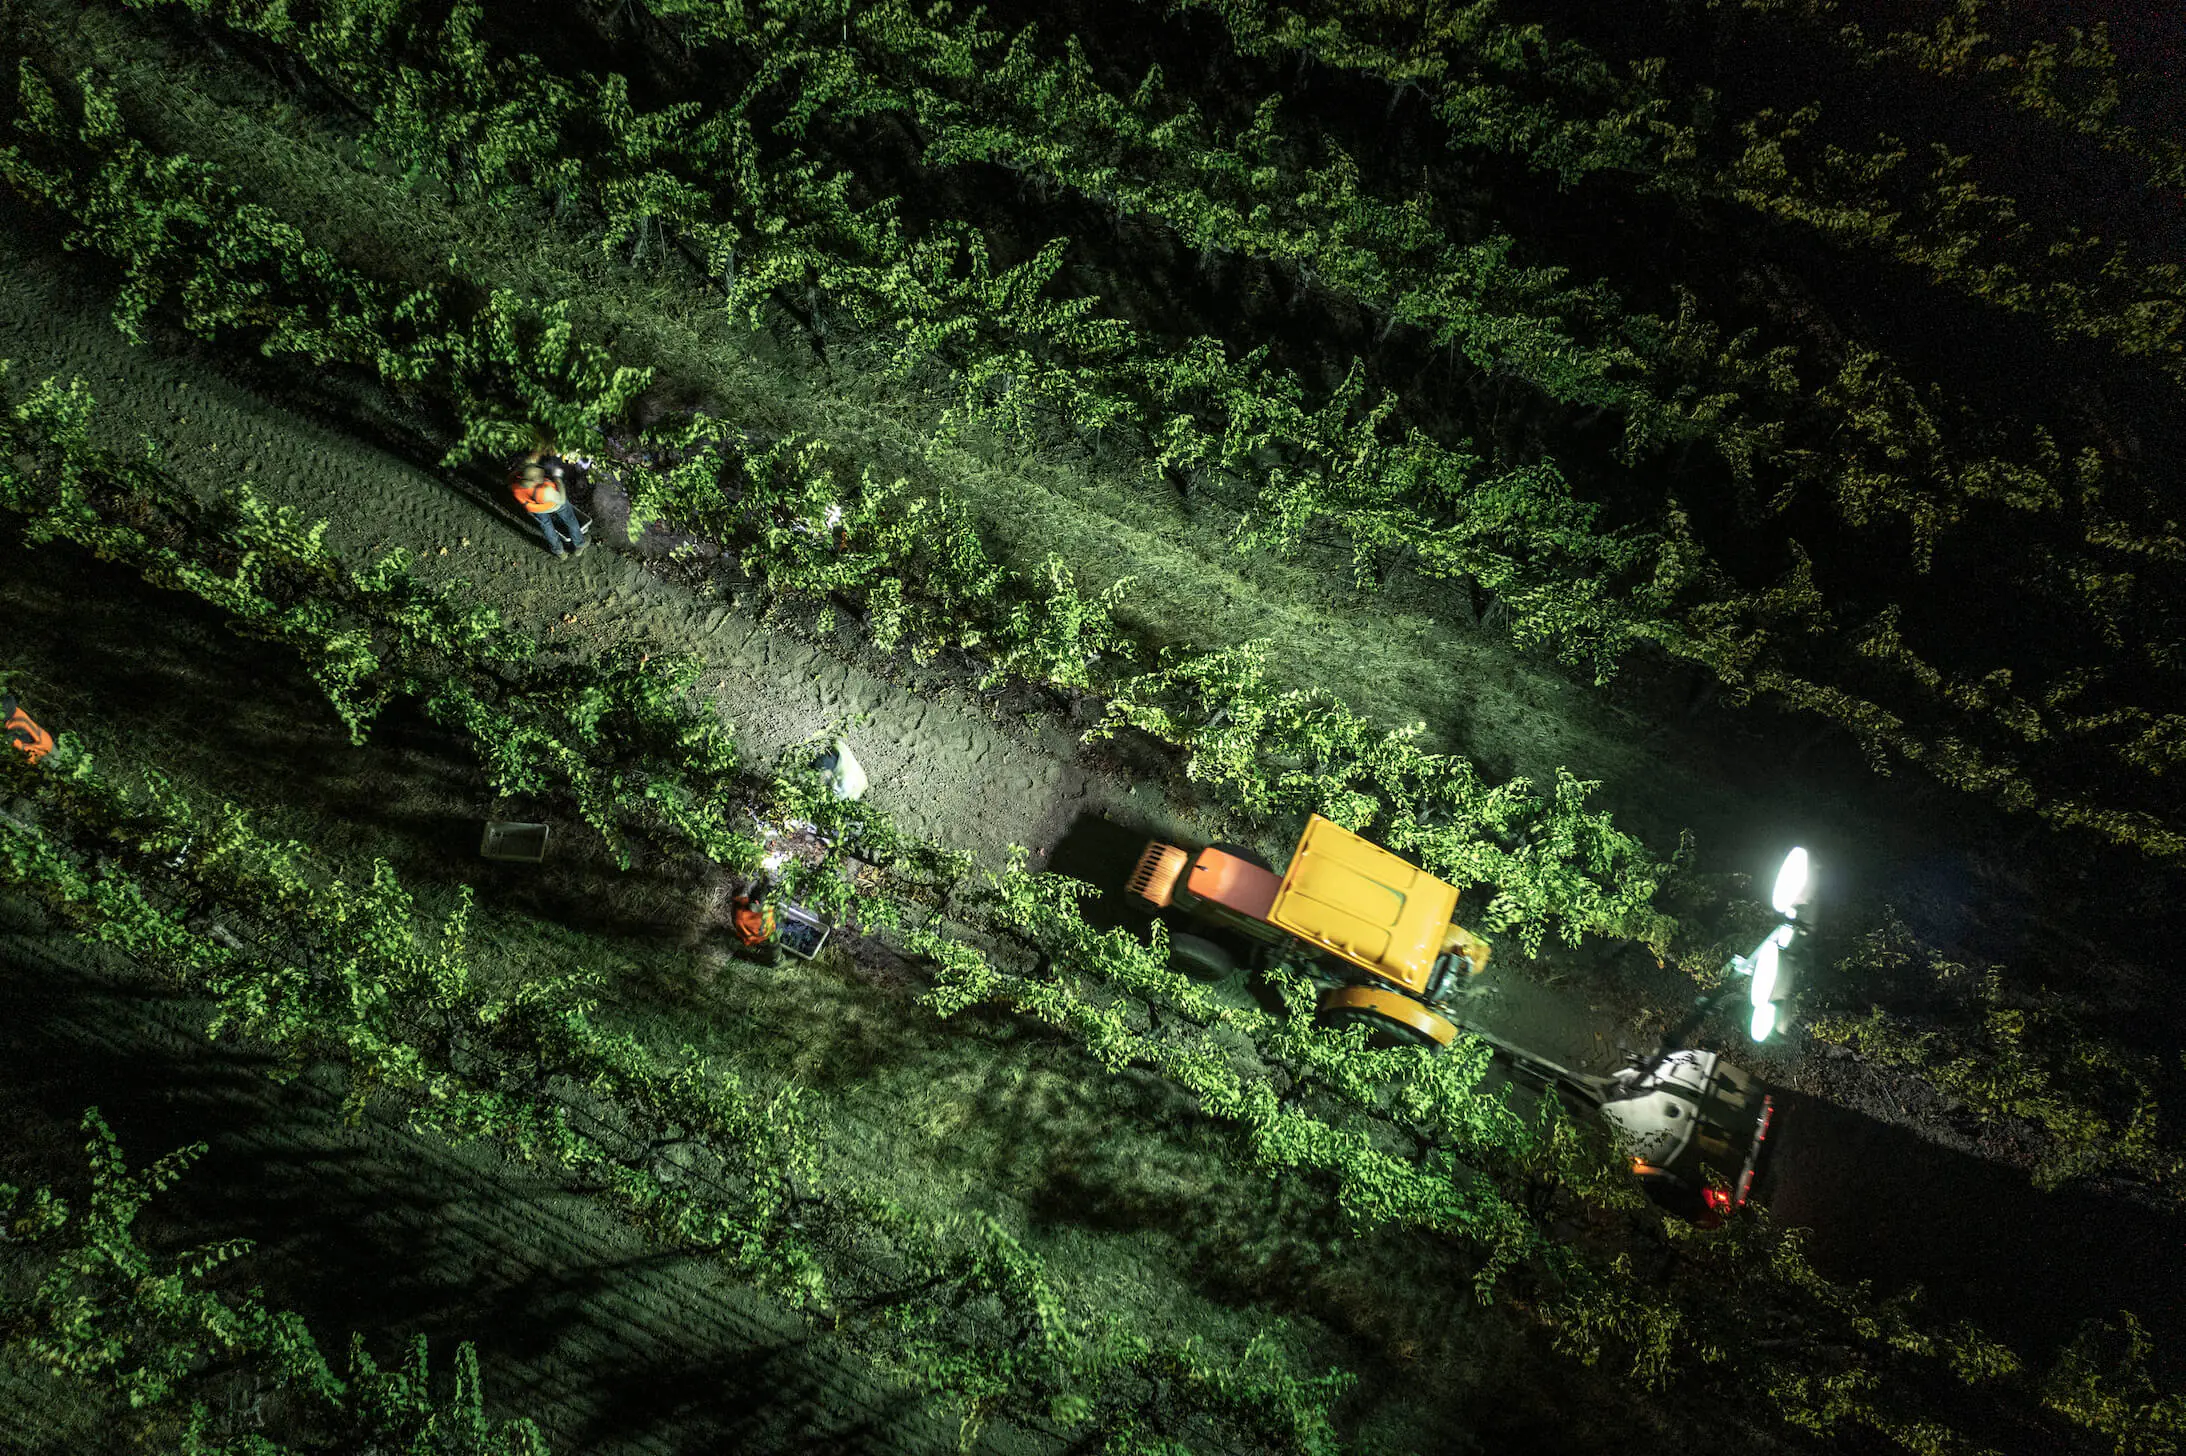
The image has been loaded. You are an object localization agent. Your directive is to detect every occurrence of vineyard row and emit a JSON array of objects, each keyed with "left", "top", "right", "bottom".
[
  {"left": 0, "top": 40, "right": 1680, "bottom": 940},
  {"left": 0, "top": 731, "right": 1355, "bottom": 1454},
  {"left": 5, "top": 29, "right": 2180, "bottom": 1202},
  {"left": 1145, "top": 0, "right": 2186, "bottom": 384}
]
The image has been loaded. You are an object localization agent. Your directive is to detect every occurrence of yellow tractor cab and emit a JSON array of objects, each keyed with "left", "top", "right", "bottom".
[{"left": 1126, "top": 814, "right": 1491, "bottom": 1048}]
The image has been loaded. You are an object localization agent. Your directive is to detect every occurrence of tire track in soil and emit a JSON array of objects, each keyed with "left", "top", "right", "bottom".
[{"left": 0, "top": 912, "right": 1038, "bottom": 1456}]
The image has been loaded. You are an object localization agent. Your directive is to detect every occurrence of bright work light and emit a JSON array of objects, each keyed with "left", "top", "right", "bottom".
[
  {"left": 1734, "top": 856, "right": 1812, "bottom": 1044},
  {"left": 1672, "top": 842, "right": 1819, "bottom": 1052},
  {"left": 1770, "top": 846, "right": 1810, "bottom": 918},
  {"left": 1749, "top": 937, "right": 1778, "bottom": 1005}
]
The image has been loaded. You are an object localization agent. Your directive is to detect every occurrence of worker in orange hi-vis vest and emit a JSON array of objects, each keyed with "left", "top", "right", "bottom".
[
  {"left": 507, "top": 449, "right": 588, "bottom": 559},
  {"left": 729, "top": 880, "right": 782, "bottom": 966},
  {"left": 1, "top": 694, "right": 54, "bottom": 766}
]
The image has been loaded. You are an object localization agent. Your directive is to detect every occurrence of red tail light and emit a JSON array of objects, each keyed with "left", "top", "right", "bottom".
[{"left": 1703, "top": 1187, "right": 1730, "bottom": 1214}]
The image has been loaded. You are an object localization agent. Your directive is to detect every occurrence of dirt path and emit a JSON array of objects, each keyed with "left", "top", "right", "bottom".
[
  {"left": 19, "top": 0, "right": 2184, "bottom": 1151},
  {"left": 6, "top": 0, "right": 1829, "bottom": 866},
  {"left": 0, "top": 37, "right": 2174, "bottom": 1192},
  {"left": 0, "top": 101, "right": 1706, "bottom": 1088},
  {"left": 0, "top": 190, "right": 1670, "bottom": 1157},
  {"left": 0, "top": 217, "right": 1153, "bottom": 883},
  {"left": 15, "top": 0, "right": 2148, "bottom": 1092},
  {"left": 13, "top": 207, "right": 2185, "bottom": 1421}
]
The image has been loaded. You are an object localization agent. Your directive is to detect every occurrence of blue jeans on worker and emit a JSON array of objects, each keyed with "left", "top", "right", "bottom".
[{"left": 532, "top": 500, "right": 586, "bottom": 556}]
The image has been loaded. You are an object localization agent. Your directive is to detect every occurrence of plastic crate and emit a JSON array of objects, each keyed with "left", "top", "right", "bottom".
[
  {"left": 479, "top": 821, "right": 550, "bottom": 863},
  {"left": 778, "top": 905, "right": 830, "bottom": 960}
]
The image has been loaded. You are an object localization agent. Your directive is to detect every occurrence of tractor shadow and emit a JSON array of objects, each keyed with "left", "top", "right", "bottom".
[
  {"left": 1043, "top": 810, "right": 1164, "bottom": 930},
  {"left": 1045, "top": 810, "right": 1282, "bottom": 1009},
  {"left": 1761, "top": 1089, "right": 2186, "bottom": 1385}
]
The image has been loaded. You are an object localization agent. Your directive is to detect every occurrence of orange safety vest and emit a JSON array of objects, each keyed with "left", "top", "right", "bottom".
[
  {"left": 2, "top": 696, "right": 54, "bottom": 765},
  {"left": 509, "top": 456, "right": 569, "bottom": 513},
  {"left": 509, "top": 474, "right": 566, "bottom": 513},
  {"left": 731, "top": 898, "right": 777, "bottom": 946}
]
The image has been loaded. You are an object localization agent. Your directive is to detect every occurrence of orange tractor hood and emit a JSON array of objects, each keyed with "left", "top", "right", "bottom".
[{"left": 1268, "top": 815, "right": 1458, "bottom": 993}]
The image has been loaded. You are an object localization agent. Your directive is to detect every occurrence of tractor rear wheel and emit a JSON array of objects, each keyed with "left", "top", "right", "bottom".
[
  {"left": 1319, "top": 1005, "right": 1445, "bottom": 1051},
  {"left": 1168, "top": 931, "right": 1237, "bottom": 980}
]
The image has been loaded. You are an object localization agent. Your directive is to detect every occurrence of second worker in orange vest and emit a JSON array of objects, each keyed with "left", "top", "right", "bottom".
[
  {"left": 2, "top": 694, "right": 54, "bottom": 766},
  {"left": 730, "top": 886, "right": 782, "bottom": 966},
  {"left": 508, "top": 450, "right": 588, "bottom": 559}
]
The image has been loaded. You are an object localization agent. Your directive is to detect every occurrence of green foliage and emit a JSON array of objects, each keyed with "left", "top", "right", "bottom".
[
  {"left": 985, "top": 553, "right": 1135, "bottom": 691},
  {"left": 1169, "top": 0, "right": 2184, "bottom": 387},
  {"left": 1827, "top": 0, "right": 2186, "bottom": 193},
  {"left": 440, "top": 289, "right": 657, "bottom": 470},
  {"left": 2040, "top": 1312, "right": 2186, "bottom": 1456},
  {"left": 1546, "top": 1253, "right": 1694, "bottom": 1390},
  {"left": 2, "top": 333, "right": 2168, "bottom": 1456},
  {"left": 1113, "top": 0, "right": 2186, "bottom": 861},
  {"left": 11, "top": 324, "right": 1695, "bottom": 966},
  {"left": 1725, "top": 103, "right": 2183, "bottom": 379},
  {"left": 752, "top": 746, "right": 2184, "bottom": 1455},
  {"left": 16, "top": 3, "right": 2184, "bottom": 883},
  {"left": 892, "top": 852, "right": 1548, "bottom": 1300},
  {"left": 5, "top": 10, "right": 2184, "bottom": 1449},
  {"left": 15, "top": 1110, "right": 265, "bottom": 1413},
  {"left": 88, "top": 0, "right": 1662, "bottom": 672},
  {"left": 0, "top": 362, "right": 762, "bottom": 873},
  {"left": 2, "top": 1108, "right": 542, "bottom": 1454},
  {"left": 20, "top": 0, "right": 2186, "bottom": 897}
]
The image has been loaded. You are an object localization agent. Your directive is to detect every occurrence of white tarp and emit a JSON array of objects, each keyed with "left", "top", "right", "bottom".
[{"left": 815, "top": 737, "right": 867, "bottom": 801}]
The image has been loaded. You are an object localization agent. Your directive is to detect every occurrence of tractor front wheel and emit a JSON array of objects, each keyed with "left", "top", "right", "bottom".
[
  {"left": 1320, "top": 1006, "right": 1443, "bottom": 1051},
  {"left": 1168, "top": 931, "right": 1237, "bottom": 980},
  {"left": 1316, "top": 984, "right": 1457, "bottom": 1050}
]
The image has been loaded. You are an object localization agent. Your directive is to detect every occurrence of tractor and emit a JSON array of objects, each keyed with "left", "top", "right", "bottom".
[
  {"left": 1126, "top": 814, "right": 1778, "bottom": 1224},
  {"left": 1124, "top": 813, "right": 1492, "bottom": 1048}
]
